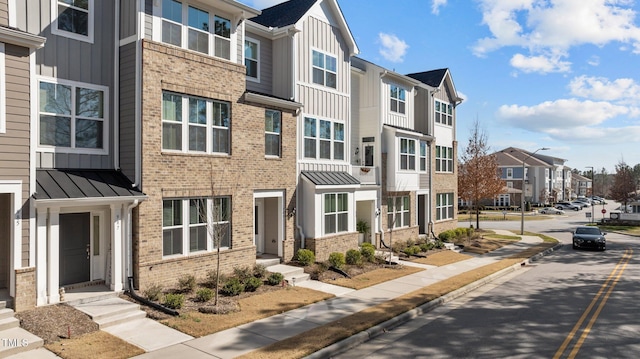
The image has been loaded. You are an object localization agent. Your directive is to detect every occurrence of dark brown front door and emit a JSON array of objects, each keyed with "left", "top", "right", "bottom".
[
  {"left": 0, "top": 194, "right": 10, "bottom": 289},
  {"left": 59, "top": 213, "right": 90, "bottom": 286}
]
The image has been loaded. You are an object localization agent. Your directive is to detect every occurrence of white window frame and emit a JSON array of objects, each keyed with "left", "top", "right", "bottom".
[
  {"left": 435, "top": 99, "right": 453, "bottom": 126},
  {"left": 436, "top": 193, "right": 454, "bottom": 221},
  {"left": 303, "top": 116, "right": 344, "bottom": 161},
  {"left": 311, "top": 49, "right": 337, "bottom": 89},
  {"left": 153, "top": 0, "right": 234, "bottom": 61},
  {"left": 265, "top": 109, "right": 281, "bottom": 158},
  {"left": 161, "top": 91, "right": 231, "bottom": 155},
  {"left": 399, "top": 138, "right": 416, "bottom": 171},
  {"left": 390, "top": 84, "right": 406, "bottom": 114},
  {"left": 51, "top": 0, "right": 94, "bottom": 43},
  {"left": 506, "top": 168, "right": 513, "bottom": 179},
  {"left": 37, "top": 77, "right": 109, "bottom": 155},
  {"left": 388, "top": 196, "right": 410, "bottom": 228},
  {"left": 419, "top": 141, "right": 427, "bottom": 172},
  {"left": 0, "top": 43, "right": 5, "bottom": 134},
  {"left": 245, "top": 37, "right": 260, "bottom": 81},
  {"left": 162, "top": 197, "right": 231, "bottom": 258},
  {"left": 324, "top": 193, "right": 348, "bottom": 235},
  {"left": 435, "top": 145, "right": 453, "bottom": 173}
]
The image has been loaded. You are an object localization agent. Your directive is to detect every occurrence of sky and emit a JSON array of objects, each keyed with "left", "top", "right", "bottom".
[{"left": 239, "top": 0, "right": 640, "bottom": 174}]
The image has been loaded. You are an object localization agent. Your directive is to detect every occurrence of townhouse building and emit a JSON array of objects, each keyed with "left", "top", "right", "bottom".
[
  {"left": 572, "top": 172, "right": 591, "bottom": 198},
  {"left": 495, "top": 148, "right": 551, "bottom": 207}
]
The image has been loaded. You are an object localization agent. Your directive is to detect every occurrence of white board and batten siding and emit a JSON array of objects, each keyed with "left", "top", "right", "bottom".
[{"left": 15, "top": 0, "right": 117, "bottom": 170}]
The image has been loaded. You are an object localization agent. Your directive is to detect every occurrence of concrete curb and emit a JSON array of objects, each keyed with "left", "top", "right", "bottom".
[{"left": 305, "top": 242, "right": 564, "bottom": 359}]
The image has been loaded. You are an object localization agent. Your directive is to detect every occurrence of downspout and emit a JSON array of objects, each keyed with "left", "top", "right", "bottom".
[
  {"left": 132, "top": 0, "right": 143, "bottom": 188},
  {"left": 291, "top": 28, "right": 305, "bottom": 249},
  {"left": 113, "top": 0, "right": 120, "bottom": 170},
  {"left": 125, "top": 199, "right": 139, "bottom": 285}
]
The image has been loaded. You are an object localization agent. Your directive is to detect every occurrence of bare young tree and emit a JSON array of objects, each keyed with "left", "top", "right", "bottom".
[
  {"left": 458, "top": 119, "right": 505, "bottom": 229},
  {"left": 610, "top": 160, "right": 636, "bottom": 211}
]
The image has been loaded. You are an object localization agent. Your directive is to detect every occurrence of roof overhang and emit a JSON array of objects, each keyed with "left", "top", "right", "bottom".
[
  {"left": 244, "top": 92, "right": 303, "bottom": 112},
  {"left": 0, "top": 26, "right": 46, "bottom": 49},
  {"left": 301, "top": 171, "right": 360, "bottom": 189}
]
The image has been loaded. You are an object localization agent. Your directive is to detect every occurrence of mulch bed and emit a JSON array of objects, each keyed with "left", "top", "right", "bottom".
[{"left": 15, "top": 304, "right": 98, "bottom": 344}]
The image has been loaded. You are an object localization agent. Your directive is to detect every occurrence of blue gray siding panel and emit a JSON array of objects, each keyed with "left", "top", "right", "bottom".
[{"left": 119, "top": 41, "right": 137, "bottom": 181}]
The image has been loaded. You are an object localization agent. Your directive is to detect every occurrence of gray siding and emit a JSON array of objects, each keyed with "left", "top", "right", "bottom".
[
  {"left": 144, "top": 0, "right": 152, "bottom": 39},
  {"left": 0, "top": 44, "right": 31, "bottom": 266},
  {"left": 17, "top": 0, "right": 116, "bottom": 170},
  {"left": 0, "top": 0, "right": 7, "bottom": 26},
  {"left": 120, "top": 0, "right": 137, "bottom": 40},
  {"left": 119, "top": 42, "right": 136, "bottom": 181},
  {"left": 245, "top": 30, "right": 272, "bottom": 95},
  {"left": 272, "top": 37, "right": 292, "bottom": 99}
]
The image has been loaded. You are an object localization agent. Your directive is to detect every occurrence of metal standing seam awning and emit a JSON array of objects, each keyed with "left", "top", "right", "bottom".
[
  {"left": 34, "top": 169, "right": 146, "bottom": 205},
  {"left": 301, "top": 171, "right": 360, "bottom": 188}
]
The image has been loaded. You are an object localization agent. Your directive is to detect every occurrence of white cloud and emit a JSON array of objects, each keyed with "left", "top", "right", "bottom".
[
  {"left": 510, "top": 53, "right": 571, "bottom": 73},
  {"left": 496, "top": 98, "right": 640, "bottom": 143},
  {"left": 569, "top": 76, "right": 640, "bottom": 104},
  {"left": 432, "top": 0, "right": 448, "bottom": 15},
  {"left": 378, "top": 33, "right": 409, "bottom": 63},
  {"left": 587, "top": 55, "right": 600, "bottom": 66},
  {"left": 473, "top": 0, "right": 640, "bottom": 70}
]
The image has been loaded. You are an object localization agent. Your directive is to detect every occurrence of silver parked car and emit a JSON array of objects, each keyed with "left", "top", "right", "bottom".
[{"left": 539, "top": 207, "right": 565, "bottom": 215}]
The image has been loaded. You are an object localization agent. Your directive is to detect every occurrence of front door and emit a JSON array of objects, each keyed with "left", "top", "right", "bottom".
[
  {"left": 254, "top": 201, "right": 264, "bottom": 254},
  {"left": 59, "top": 213, "right": 90, "bottom": 286},
  {"left": 364, "top": 145, "right": 374, "bottom": 167},
  {"left": 0, "top": 194, "right": 10, "bottom": 289}
]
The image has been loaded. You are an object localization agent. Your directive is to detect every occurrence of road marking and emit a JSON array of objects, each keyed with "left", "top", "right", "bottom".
[{"left": 553, "top": 248, "right": 633, "bottom": 359}]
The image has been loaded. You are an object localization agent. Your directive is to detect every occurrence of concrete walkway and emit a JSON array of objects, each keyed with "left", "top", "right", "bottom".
[{"left": 6, "top": 230, "right": 559, "bottom": 359}]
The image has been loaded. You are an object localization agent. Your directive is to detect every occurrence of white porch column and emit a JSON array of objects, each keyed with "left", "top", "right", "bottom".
[
  {"left": 47, "top": 207, "right": 60, "bottom": 304},
  {"left": 110, "top": 204, "right": 123, "bottom": 291},
  {"left": 36, "top": 208, "right": 48, "bottom": 305}
]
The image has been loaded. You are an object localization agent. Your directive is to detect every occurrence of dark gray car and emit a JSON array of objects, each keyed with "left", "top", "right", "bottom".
[{"left": 572, "top": 226, "right": 606, "bottom": 251}]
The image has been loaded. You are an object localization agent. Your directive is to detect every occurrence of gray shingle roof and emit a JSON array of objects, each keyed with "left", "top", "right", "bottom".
[
  {"left": 250, "top": 0, "right": 317, "bottom": 28},
  {"left": 35, "top": 169, "right": 145, "bottom": 200},
  {"left": 301, "top": 171, "right": 359, "bottom": 186},
  {"left": 406, "top": 69, "right": 448, "bottom": 87}
]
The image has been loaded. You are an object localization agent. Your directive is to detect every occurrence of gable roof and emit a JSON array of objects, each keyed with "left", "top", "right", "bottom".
[
  {"left": 407, "top": 68, "right": 463, "bottom": 103},
  {"left": 248, "top": 0, "right": 358, "bottom": 56}
]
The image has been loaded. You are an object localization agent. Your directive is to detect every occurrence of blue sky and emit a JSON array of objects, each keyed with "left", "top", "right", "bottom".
[{"left": 240, "top": 0, "right": 640, "bottom": 174}]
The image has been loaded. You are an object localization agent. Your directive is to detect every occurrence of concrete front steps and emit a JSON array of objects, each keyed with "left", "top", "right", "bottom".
[
  {"left": 0, "top": 308, "right": 44, "bottom": 359},
  {"left": 71, "top": 297, "right": 146, "bottom": 329},
  {"left": 266, "top": 264, "right": 310, "bottom": 286}
]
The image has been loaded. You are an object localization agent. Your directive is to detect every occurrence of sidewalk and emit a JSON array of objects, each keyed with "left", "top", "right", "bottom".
[
  {"left": 129, "top": 230, "right": 556, "bottom": 359},
  {"left": 8, "top": 230, "right": 560, "bottom": 359}
]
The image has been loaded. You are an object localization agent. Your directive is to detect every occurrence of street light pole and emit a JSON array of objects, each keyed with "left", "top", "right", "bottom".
[
  {"left": 587, "top": 166, "right": 594, "bottom": 223},
  {"left": 521, "top": 147, "right": 550, "bottom": 235}
]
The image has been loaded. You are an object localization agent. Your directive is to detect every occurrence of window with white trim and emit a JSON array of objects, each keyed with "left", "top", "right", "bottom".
[
  {"left": 52, "top": 0, "right": 94, "bottom": 43},
  {"left": 387, "top": 196, "right": 410, "bottom": 228},
  {"left": 162, "top": 197, "right": 231, "bottom": 257},
  {"left": 400, "top": 138, "right": 416, "bottom": 170},
  {"left": 159, "top": 0, "right": 231, "bottom": 60},
  {"left": 436, "top": 193, "right": 454, "bottom": 220},
  {"left": 506, "top": 168, "right": 513, "bottom": 179},
  {"left": 312, "top": 50, "right": 337, "bottom": 88},
  {"left": 303, "top": 117, "right": 344, "bottom": 160},
  {"left": 419, "top": 141, "right": 427, "bottom": 172},
  {"left": 0, "top": 43, "right": 4, "bottom": 134},
  {"left": 390, "top": 85, "right": 406, "bottom": 114},
  {"left": 324, "top": 193, "right": 348, "bottom": 234},
  {"left": 245, "top": 38, "right": 259, "bottom": 80},
  {"left": 435, "top": 99, "right": 453, "bottom": 126},
  {"left": 265, "top": 109, "right": 281, "bottom": 157},
  {"left": 38, "top": 79, "right": 107, "bottom": 152},
  {"left": 435, "top": 145, "right": 453, "bottom": 172},
  {"left": 162, "top": 92, "right": 230, "bottom": 154}
]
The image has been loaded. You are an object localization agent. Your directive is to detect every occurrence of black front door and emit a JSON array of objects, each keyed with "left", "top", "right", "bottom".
[{"left": 59, "top": 213, "right": 90, "bottom": 286}]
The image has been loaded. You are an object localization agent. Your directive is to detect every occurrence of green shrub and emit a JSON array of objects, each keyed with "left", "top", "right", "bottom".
[
  {"left": 296, "top": 249, "right": 316, "bottom": 266},
  {"left": 162, "top": 293, "right": 185, "bottom": 309},
  {"left": 434, "top": 239, "right": 445, "bottom": 249},
  {"left": 253, "top": 264, "right": 267, "bottom": 278},
  {"left": 195, "top": 288, "right": 214, "bottom": 302},
  {"left": 267, "top": 272, "right": 284, "bottom": 286},
  {"left": 328, "top": 252, "right": 346, "bottom": 270},
  {"left": 438, "top": 230, "right": 454, "bottom": 242},
  {"left": 360, "top": 243, "right": 376, "bottom": 262},
  {"left": 419, "top": 242, "right": 433, "bottom": 252},
  {"left": 345, "top": 249, "right": 363, "bottom": 266},
  {"left": 143, "top": 284, "right": 162, "bottom": 302},
  {"left": 244, "top": 276, "right": 263, "bottom": 292},
  {"left": 221, "top": 278, "right": 245, "bottom": 296},
  {"left": 233, "top": 266, "right": 254, "bottom": 282},
  {"left": 177, "top": 274, "right": 196, "bottom": 293}
]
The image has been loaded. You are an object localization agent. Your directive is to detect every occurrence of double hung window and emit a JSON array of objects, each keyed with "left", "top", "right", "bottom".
[
  {"left": 400, "top": 138, "right": 416, "bottom": 170},
  {"left": 324, "top": 193, "right": 348, "bottom": 234},
  {"left": 436, "top": 193, "right": 454, "bottom": 220},
  {"left": 162, "top": 92, "right": 230, "bottom": 154},
  {"left": 435, "top": 100, "right": 453, "bottom": 126},
  {"left": 390, "top": 85, "right": 406, "bottom": 114},
  {"left": 39, "top": 79, "right": 106, "bottom": 152},
  {"left": 435, "top": 145, "right": 453, "bottom": 172},
  {"left": 54, "top": 0, "right": 93, "bottom": 42},
  {"left": 387, "top": 196, "right": 410, "bottom": 228},
  {"left": 265, "top": 110, "right": 281, "bottom": 157},
  {"left": 419, "top": 141, "right": 427, "bottom": 172},
  {"left": 312, "top": 50, "right": 337, "bottom": 88},
  {"left": 245, "top": 39, "right": 259, "bottom": 79},
  {"left": 304, "top": 117, "right": 344, "bottom": 160}
]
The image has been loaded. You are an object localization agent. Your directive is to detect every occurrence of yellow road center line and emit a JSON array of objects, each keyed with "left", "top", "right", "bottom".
[
  {"left": 553, "top": 249, "right": 632, "bottom": 359},
  {"left": 567, "top": 249, "right": 633, "bottom": 359}
]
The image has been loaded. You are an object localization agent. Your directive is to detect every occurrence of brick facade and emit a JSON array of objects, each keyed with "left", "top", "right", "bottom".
[
  {"left": 305, "top": 232, "right": 360, "bottom": 262},
  {"left": 13, "top": 268, "right": 35, "bottom": 312},
  {"left": 134, "top": 40, "right": 297, "bottom": 291},
  {"left": 431, "top": 140, "right": 458, "bottom": 236}
]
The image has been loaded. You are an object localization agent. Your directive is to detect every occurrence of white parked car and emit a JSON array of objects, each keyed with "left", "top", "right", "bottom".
[{"left": 539, "top": 207, "right": 565, "bottom": 215}]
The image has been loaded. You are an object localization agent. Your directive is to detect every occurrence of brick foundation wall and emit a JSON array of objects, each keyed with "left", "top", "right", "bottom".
[
  {"left": 14, "top": 268, "right": 35, "bottom": 312},
  {"left": 134, "top": 40, "right": 297, "bottom": 291},
  {"left": 375, "top": 226, "right": 419, "bottom": 248},
  {"left": 305, "top": 232, "right": 359, "bottom": 262}
]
